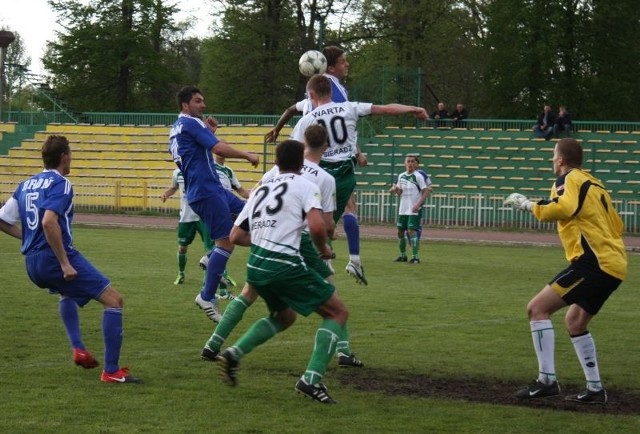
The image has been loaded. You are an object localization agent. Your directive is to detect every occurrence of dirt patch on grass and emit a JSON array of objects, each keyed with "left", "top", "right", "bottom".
[{"left": 338, "top": 368, "right": 640, "bottom": 415}]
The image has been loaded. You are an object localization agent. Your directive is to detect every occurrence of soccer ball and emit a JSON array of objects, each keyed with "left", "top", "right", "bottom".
[{"left": 298, "top": 50, "right": 327, "bottom": 77}]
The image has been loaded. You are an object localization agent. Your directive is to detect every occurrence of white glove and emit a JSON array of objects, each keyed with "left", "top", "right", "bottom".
[{"left": 503, "top": 193, "right": 533, "bottom": 211}]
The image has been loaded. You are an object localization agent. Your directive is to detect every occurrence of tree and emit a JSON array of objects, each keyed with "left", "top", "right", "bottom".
[
  {"left": 200, "top": 0, "right": 303, "bottom": 113},
  {"left": 43, "top": 0, "right": 191, "bottom": 112},
  {"left": 344, "top": 0, "right": 485, "bottom": 115},
  {"left": 0, "top": 29, "right": 32, "bottom": 111},
  {"left": 580, "top": 0, "right": 640, "bottom": 120}
]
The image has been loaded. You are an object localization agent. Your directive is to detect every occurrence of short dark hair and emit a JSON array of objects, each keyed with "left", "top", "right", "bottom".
[
  {"left": 176, "top": 86, "right": 201, "bottom": 110},
  {"left": 556, "top": 138, "right": 583, "bottom": 167},
  {"left": 304, "top": 124, "right": 328, "bottom": 151},
  {"left": 405, "top": 154, "right": 420, "bottom": 164},
  {"left": 306, "top": 74, "right": 332, "bottom": 98},
  {"left": 322, "top": 46, "right": 345, "bottom": 67},
  {"left": 275, "top": 140, "right": 304, "bottom": 172},
  {"left": 42, "top": 135, "right": 70, "bottom": 169}
]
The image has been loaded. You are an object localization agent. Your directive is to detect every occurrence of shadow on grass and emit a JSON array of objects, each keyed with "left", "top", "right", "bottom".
[{"left": 338, "top": 368, "right": 640, "bottom": 415}]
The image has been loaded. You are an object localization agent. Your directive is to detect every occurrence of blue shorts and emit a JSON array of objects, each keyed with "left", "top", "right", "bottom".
[
  {"left": 25, "top": 249, "right": 110, "bottom": 307},
  {"left": 190, "top": 187, "right": 245, "bottom": 241}
]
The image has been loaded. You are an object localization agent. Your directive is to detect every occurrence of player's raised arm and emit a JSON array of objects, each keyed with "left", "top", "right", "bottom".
[
  {"left": 266, "top": 103, "right": 300, "bottom": 143},
  {"left": 371, "top": 104, "right": 429, "bottom": 120}
]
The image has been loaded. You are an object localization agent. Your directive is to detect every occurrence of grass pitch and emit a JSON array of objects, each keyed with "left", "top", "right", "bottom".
[{"left": 0, "top": 226, "right": 638, "bottom": 433}]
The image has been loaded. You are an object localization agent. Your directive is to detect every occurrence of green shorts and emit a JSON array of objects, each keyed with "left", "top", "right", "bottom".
[
  {"left": 177, "top": 221, "right": 213, "bottom": 250},
  {"left": 246, "top": 246, "right": 335, "bottom": 316},
  {"left": 320, "top": 159, "right": 356, "bottom": 223},
  {"left": 300, "top": 232, "right": 332, "bottom": 278},
  {"left": 396, "top": 215, "right": 421, "bottom": 231}
]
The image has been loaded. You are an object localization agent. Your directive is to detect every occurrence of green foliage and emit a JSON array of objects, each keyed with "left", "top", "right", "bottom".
[
  {"left": 15, "top": 0, "right": 640, "bottom": 119},
  {"left": 43, "top": 0, "right": 193, "bottom": 112},
  {"left": 1, "top": 227, "right": 639, "bottom": 432},
  {"left": 200, "top": 1, "right": 304, "bottom": 114}
]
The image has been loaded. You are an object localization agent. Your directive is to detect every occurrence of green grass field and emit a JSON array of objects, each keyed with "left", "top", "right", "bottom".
[{"left": 1, "top": 226, "right": 639, "bottom": 433}]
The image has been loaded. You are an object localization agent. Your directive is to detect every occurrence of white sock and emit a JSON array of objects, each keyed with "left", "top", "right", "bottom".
[
  {"left": 571, "top": 332, "right": 603, "bottom": 391},
  {"left": 530, "top": 320, "right": 557, "bottom": 384},
  {"left": 349, "top": 254, "right": 361, "bottom": 264}
]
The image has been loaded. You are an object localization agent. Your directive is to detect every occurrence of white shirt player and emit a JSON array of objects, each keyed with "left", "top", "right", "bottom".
[
  {"left": 290, "top": 101, "right": 373, "bottom": 163},
  {"left": 215, "top": 162, "right": 243, "bottom": 193},
  {"left": 396, "top": 170, "right": 429, "bottom": 215},
  {"left": 262, "top": 160, "right": 336, "bottom": 215},
  {"left": 171, "top": 168, "right": 199, "bottom": 223},
  {"left": 235, "top": 173, "right": 322, "bottom": 256}
]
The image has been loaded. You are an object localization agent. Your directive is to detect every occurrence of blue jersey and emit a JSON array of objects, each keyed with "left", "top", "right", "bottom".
[
  {"left": 13, "top": 170, "right": 74, "bottom": 255},
  {"left": 327, "top": 74, "right": 348, "bottom": 102},
  {"left": 169, "top": 114, "right": 221, "bottom": 203},
  {"left": 417, "top": 169, "right": 432, "bottom": 188}
]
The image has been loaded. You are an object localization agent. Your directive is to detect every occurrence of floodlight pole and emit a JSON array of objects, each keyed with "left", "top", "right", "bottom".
[{"left": 0, "top": 31, "right": 16, "bottom": 122}]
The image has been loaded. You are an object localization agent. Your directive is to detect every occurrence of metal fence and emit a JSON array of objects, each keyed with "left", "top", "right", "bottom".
[
  {"left": 3, "top": 182, "right": 635, "bottom": 234},
  {"left": 3, "top": 112, "right": 640, "bottom": 133}
]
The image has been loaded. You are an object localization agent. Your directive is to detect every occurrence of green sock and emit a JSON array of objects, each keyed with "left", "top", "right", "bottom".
[
  {"left": 177, "top": 252, "right": 186, "bottom": 273},
  {"left": 411, "top": 236, "right": 419, "bottom": 258},
  {"left": 336, "top": 321, "right": 352, "bottom": 355},
  {"left": 232, "top": 316, "right": 284, "bottom": 359},
  {"left": 206, "top": 295, "right": 251, "bottom": 351},
  {"left": 303, "top": 319, "right": 342, "bottom": 385},
  {"left": 398, "top": 237, "right": 406, "bottom": 256}
]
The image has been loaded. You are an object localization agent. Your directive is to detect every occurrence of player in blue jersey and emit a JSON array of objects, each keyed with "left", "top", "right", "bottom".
[
  {"left": 0, "top": 135, "right": 141, "bottom": 383},
  {"left": 169, "top": 86, "right": 260, "bottom": 322}
]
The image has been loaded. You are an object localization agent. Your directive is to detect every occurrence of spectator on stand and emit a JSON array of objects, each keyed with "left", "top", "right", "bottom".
[
  {"left": 431, "top": 102, "right": 450, "bottom": 127},
  {"left": 533, "top": 104, "right": 557, "bottom": 141},
  {"left": 451, "top": 103, "right": 468, "bottom": 128},
  {"left": 556, "top": 106, "right": 573, "bottom": 137}
]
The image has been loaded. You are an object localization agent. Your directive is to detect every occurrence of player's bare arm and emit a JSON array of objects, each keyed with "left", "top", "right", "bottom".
[
  {"left": 265, "top": 104, "right": 299, "bottom": 143},
  {"left": 371, "top": 104, "right": 429, "bottom": 120},
  {"left": 229, "top": 223, "right": 251, "bottom": 247},
  {"left": 161, "top": 186, "right": 178, "bottom": 202},
  {"left": 0, "top": 218, "right": 21, "bottom": 239},
  {"left": 413, "top": 188, "right": 430, "bottom": 213},
  {"left": 213, "top": 140, "right": 260, "bottom": 167},
  {"left": 42, "top": 209, "right": 77, "bottom": 281},
  {"left": 307, "top": 208, "right": 332, "bottom": 259},
  {"left": 205, "top": 116, "right": 219, "bottom": 133}
]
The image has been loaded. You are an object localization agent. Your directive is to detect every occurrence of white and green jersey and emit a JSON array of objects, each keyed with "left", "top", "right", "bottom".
[
  {"left": 290, "top": 101, "right": 373, "bottom": 163},
  {"left": 215, "top": 162, "right": 242, "bottom": 193},
  {"left": 261, "top": 159, "right": 336, "bottom": 215},
  {"left": 235, "top": 173, "right": 322, "bottom": 259},
  {"left": 396, "top": 170, "right": 428, "bottom": 215},
  {"left": 171, "top": 168, "right": 199, "bottom": 223}
]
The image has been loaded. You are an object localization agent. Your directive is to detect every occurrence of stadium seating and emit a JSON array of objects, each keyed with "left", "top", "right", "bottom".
[
  {"left": 1, "top": 122, "right": 637, "bottom": 210},
  {"left": 0, "top": 123, "right": 290, "bottom": 209},
  {"left": 357, "top": 126, "right": 640, "bottom": 199}
]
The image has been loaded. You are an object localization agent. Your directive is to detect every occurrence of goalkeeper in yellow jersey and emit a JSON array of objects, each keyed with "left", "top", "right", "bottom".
[{"left": 504, "top": 138, "right": 627, "bottom": 405}]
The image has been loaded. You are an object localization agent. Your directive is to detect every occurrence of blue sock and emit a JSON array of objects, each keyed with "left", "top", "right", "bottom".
[
  {"left": 102, "top": 308, "right": 123, "bottom": 373},
  {"left": 59, "top": 297, "right": 84, "bottom": 350},
  {"left": 201, "top": 247, "right": 231, "bottom": 301},
  {"left": 416, "top": 226, "right": 423, "bottom": 242},
  {"left": 343, "top": 213, "right": 360, "bottom": 256}
]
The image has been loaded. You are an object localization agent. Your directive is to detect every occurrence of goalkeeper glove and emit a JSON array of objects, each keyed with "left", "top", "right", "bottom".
[{"left": 503, "top": 192, "right": 533, "bottom": 211}]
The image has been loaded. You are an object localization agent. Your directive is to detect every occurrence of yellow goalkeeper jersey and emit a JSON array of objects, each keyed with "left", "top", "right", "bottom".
[{"left": 532, "top": 168, "right": 627, "bottom": 280}]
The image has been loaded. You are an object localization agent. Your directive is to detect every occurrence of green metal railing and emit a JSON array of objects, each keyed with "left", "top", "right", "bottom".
[{"left": 3, "top": 112, "right": 640, "bottom": 133}]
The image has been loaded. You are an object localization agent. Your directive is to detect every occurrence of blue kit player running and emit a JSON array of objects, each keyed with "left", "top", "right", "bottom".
[
  {"left": 169, "top": 86, "right": 260, "bottom": 322},
  {"left": 0, "top": 135, "right": 141, "bottom": 383}
]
